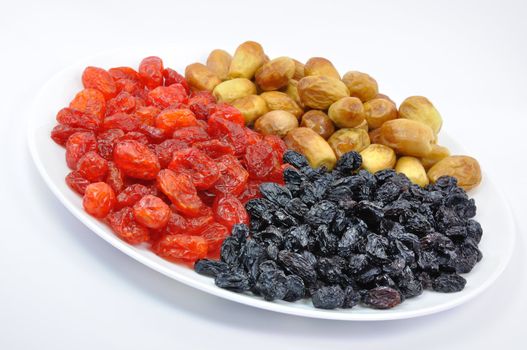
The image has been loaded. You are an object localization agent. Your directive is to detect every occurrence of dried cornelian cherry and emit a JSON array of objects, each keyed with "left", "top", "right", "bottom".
[
  {"left": 83, "top": 182, "right": 116, "bottom": 218},
  {"left": 213, "top": 194, "right": 249, "bottom": 231},
  {"left": 156, "top": 170, "right": 203, "bottom": 217},
  {"left": 148, "top": 84, "right": 188, "bottom": 109},
  {"left": 168, "top": 148, "right": 220, "bottom": 190},
  {"left": 245, "top": 127, "right": 264, "bottom": 146},
  {"left": 66, "top": 171, "right": 91, "bottom": 195},
  {"left": 108, "top": 67, "right": 142, "bottom": 83},
  {"left": 107, "top": 207, "right": 150, "bottom": 244},
  {"left": 244, "top": 140, "right": 281, "bottom": 180},
  {"left": 69, "top": 88, "right": 106, "bottom": 120},
  {"left": 113, "top": 140, "right": 160, "bottom": 180},
  {"left": 65, "top": 131, "right": 97, "bottom": 169},
  {"left": 136, "top": 124, "right": 166, "bottom": 144},
  {"left": 132, "top": 195, "right": 170, "bottom": 229},
  {"left": 97, "top": 129, "right": 125, "bottom": 160},
  {"left": 200, "top": 223, "right": 230, "bottom": 254},
  {"left": 77, "top": 151, "right": 108, "bottom": 182},
  {"left": 207, "top": 115, "right": 248, "bottom": 156},
  {"left": 155, "top": 108, "right": 198, "bottom": 136},
  {"left": 139, "top": 56, "right": 164, "bottom": 89},
  {"left": 106, "top": 161, "right": 125, "bottom": 193},
  {"left": 101, "top": 113, "right": 140, "bottom": 132},
  {"left": 188, "top": 91, "right": 216, "bottom": 120},
  {"left": 154, "top": 139, "right": 189, "bottom": 168},
  {"left": 263, "top": 134, "right": 287, "bottom": 160},
  {"left": 238, "top": 180, "right": 262, "bottom": 204},
  {"left": 212, "top": 154, "right": 249, "bottom": 196},
  {"left": 106, "top": 91, "right": 136, "bottom": 115},
  {"left": 115, "top": 184, "right": 151, "bottom": 210},
  {"left": 210, "top": 103, "right": 244, "bottom": 126},
  {"left": 163, "top": 211, "right": 188, "bottom": 235},
  {"left": 134, "top": 106, "right": 160, "bottom": 126},
  {"left": 193, "top": 139, "right": 235, "bottom": 158},
  {"left": 153, "top": 234, "right": 208, "bottom": 262},
  {"left": 115, "top": 79, "right": 144, "bottom": 96},
  {"left": 56, "top": 107, "right": 100, "bottom": 130},
  {"left": 117, "top": 131, "right": 149, "bottom": 145},
  {"left": 82, "top": 66, "right": 117, "bottom": 100},
  {"left": 51, "top": 125, "right": 88, "bottom": 146},
  {"left": 163, "top": 68, "right": 190, "bottom": 93},
  {"left": 172, "top": 126, "right": 210, "bottom": 144}
]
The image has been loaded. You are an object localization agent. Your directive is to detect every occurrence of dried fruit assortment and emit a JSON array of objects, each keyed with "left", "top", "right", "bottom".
[
  {"left": 51, "top": 57, "right": 288, "bottom": 263},
  {"left": 50, "top": 42, "right": 485, "bottom": 312},
  {"left": 196, "top": 151, "right": 483, "bottom": 309},
  {"left": 191, "top": 41, "right": 482, "bottom": 190}
]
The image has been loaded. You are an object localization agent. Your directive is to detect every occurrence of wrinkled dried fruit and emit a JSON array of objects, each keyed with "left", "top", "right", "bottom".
[
  {"left": 83, "top": 182, "right": 116, "bottom": 218},
  {"left": 113, "top": 140, "right": 160, "bottom": 179}
]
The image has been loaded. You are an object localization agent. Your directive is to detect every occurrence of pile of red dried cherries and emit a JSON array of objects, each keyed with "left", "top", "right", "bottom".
[{"left": 50, "top": 56, "right": 288, "bottom": 263}]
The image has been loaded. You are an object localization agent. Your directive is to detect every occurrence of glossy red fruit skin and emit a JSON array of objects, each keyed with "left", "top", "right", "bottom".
[
  {"left": 139, "top": 56, "right": 164, "bottom": 89},
  {"left": 133, "top": 195, "right": 170, "bottom": 229},
  {"left": 210, "top": 103, "right": 244, "bottom": 126},
  {"left": 107, "top": 207, "right": 150, "bottom": 244},
  {"left": 207, "top": 115, "right": 247, "bottom": 156},
  {"left": 56, "top": 107, "right": 100, "bottom": 130},
  {"left": 83, "top": 182, "right": 116, "bottom": 218},
  {"left": 193, "top": 139, "right": 235, "bottom": 158},
  {"left": 117, "top": 131, "right": 149, "bottom": 145},
  {"left": 82, "top": 67, "right": 117, "bottom": 100},
  {"left": 244, "top": 140, "right": 280, "bottom": 180},
  {"left": 168, "top": 148, "right": 220, "bottom": 190},
  {"left": 115, "top": 184, "right": 151, "bottom": 210},
  {"left": 163, "top": 212, "right": 188, "bottom": 235},
  {"left": 101, "top": 113, "right": 140, "bottom": 132},
  {"left": 113, "top": 140, "right": 160, "bottom": 180},
  {"left": 65, "top": 131, "right": 97, "bottom": 169},
  {"left": 156, "top": 170, "right": 203, "bottom": 217},
  {"left": 163, "top": 68, "right": 190, "bottom": 93},
  {"left": 155, "top": 108, "right": 198, "bottom": 136},
  {"left": 172, "top": 126, "right": 210, "bottom": 144},
  {"left": 106, "top": 161, "right": 125, "bottom": 194},
  {"left": 153, "top": 234, "right": 208, "bottom": 262},
  {"left": 238, "top": 180, "right": 262, "bottom": 204},
  {"left": 108, "top": 67, "right": 142, "bottom": 83},
  {"left": 97, "top": 128, "right": 125, "bottom": 160},
  {"left": 66, "top": 171, "right": 91, "bottom": 195},
  {"left": 51, "top": 125, "right": 87, "bottom": 146},
  {"left": 147, "top": 84, "right": 188, "bottom": 109},
  {"left": 154, "top": 139, "right": 189, "bottom": 168},
  {"left": 69, "top": 88, "right": 106, "bottom": 120},
  {"left": 115, "top": 79, "right": 144, "bottom": 96},
  {"left": 106, "top": 91, "right": 136, "bottom": 115},
  {"left": 188, "top": 92, "right": 216, "bottom": 120},
  {"left": 200, "top": 223, "right": 229, "bottom": 254},
  {"left": 212, "top": 154, "right": 249, "bottom": 196},
  {"left": 263, "top": 134, "right": 287, "bottom": 160},
  {"left": 212, "top": 194, "right": 249, "bottom": 231},
  {"left": 77, "top": 151, "right": 109, "bottom": 182}
]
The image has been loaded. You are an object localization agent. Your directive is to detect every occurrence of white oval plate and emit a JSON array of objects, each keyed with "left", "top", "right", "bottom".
[{"left": 27, "top": 47, "right": 516, "bottom": 321}]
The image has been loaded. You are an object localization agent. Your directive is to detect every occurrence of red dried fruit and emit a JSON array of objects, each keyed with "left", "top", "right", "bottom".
[
  {"left": 136, "top": 124, "right": 166, "bottom": 144},
  {"left": 77, "top": 151, "right": 108, "bottom": 182},
  {"left": 200, "top": 223, "right": 230, "bottom": 254},
  {"left": 207, "top": 115, "right": 248, "bottom": 156},
  {"left": 134, "top": 106, "right": 160, "bottom": 126},
  {"left": 245, "top": 127, "right": 264, "bottom": 146},
  {"left": 213, "top": 194, "right": 249, "bottom": 231},
  {"left": 109, "top": 67, "right": 142, "bottom": 83},
  {"left": 116, "top": 184, "right": 151, "bottom": 210},
  {"left": 210, "top": 103, "right": 244, "bottom": 126},
  {"left": 117, "top": 131, "right": 149, "bottom": 145},
  {"left": 83, "top": 182, "right": 116, "bottom": 218},
  {"left": 155, "top": 108, "right": 198, "bottom": 136},
  {"left": 65, "top": 131, "right": 97, "bottom": 169},
  {"left": 163, "top": 68, "right": 190, "bottom": 93},
  {"left": 82, "top": 66, "right": 117, "bottom": 100},
  {"left": 133, "top": 195, "right": 170, "bottom": 229},
  {"left": 51, "top": 124, "right": 87, "bottom": 146},
  {"left": 56, "top": 107, "right": 100, "bottom": 130},
  {"left": 186, "top": 212, "right": 215, "bottom": 235},
  {"left": 168, "top": 148, "right": 220, "bottom": 190},
  {"left": 113, "top": 140, "right": 160, "bottom": 180},
  {"left": 106, "top": 91, "right": 136, "bottom": 115},
  {"left": 163, "top": 212, "right": 188, "bottom": 235},
  {"left": 244, "top": 140, "right": 281, "bottom": 180},
  {"left": 156, "top": 170, "right": 203, "bottom": 217},
  {"left": 238, "top": 180, "right": 262, "bottom": 204},
  {"left": 106, "top": 161, "right": 125, "bottom": 193},
  {"left": 139, "top": 56, "right": 164, "bottom": 89},
  {"left": 193, "top": 139, "right": 235, "bottom": 158},
  {"left": 153, "top": 234, "right": 207, "bottom": 262},
  {"left": 66, "top": 171, "right": 91, "bottom": 195},
  {"left": 212, "top": 154, "right": 249, "bottom": 196},
  {"left": 101, "top": 113, "right": 140, "bottom": 132},
  {"left": 115, "top": 79, "right": 144, "bottom": 96},
  {"left": 148, "top": 84, "right": 188, "bottom": 109},
  {"left": 188, "top": 91, "right": 216, "bottom": 120},
  {"left": 172, "top": 126, "right": 210, "bottom": 144},
  {"left": 97, "top": 128, "right": 125, "bottom": 160},
  {"left": 107, "top": 207, "right": 150, "bottom": 244},
  {"left": 154, "top": 139, "right": 189, "bottom": 168},
  {"left": 69, "top": 88, "right": 106, "bottom": 120},
  {"left": 263, "top": 134, "right": 287, "bottom": 160}
]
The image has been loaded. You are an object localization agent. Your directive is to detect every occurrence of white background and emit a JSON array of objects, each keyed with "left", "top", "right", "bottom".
[{"left": 1, "top": 0, "right": 526, "bottom": 349}]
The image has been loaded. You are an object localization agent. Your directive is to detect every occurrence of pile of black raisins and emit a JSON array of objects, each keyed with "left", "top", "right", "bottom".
[{"left": 195, "top": 151, "right": 483, "bottom": 310}]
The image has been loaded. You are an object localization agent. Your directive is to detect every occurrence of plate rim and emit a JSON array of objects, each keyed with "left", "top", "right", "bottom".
[{"left": 26, "top": 47, "right": 517, "bottom": 321}]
